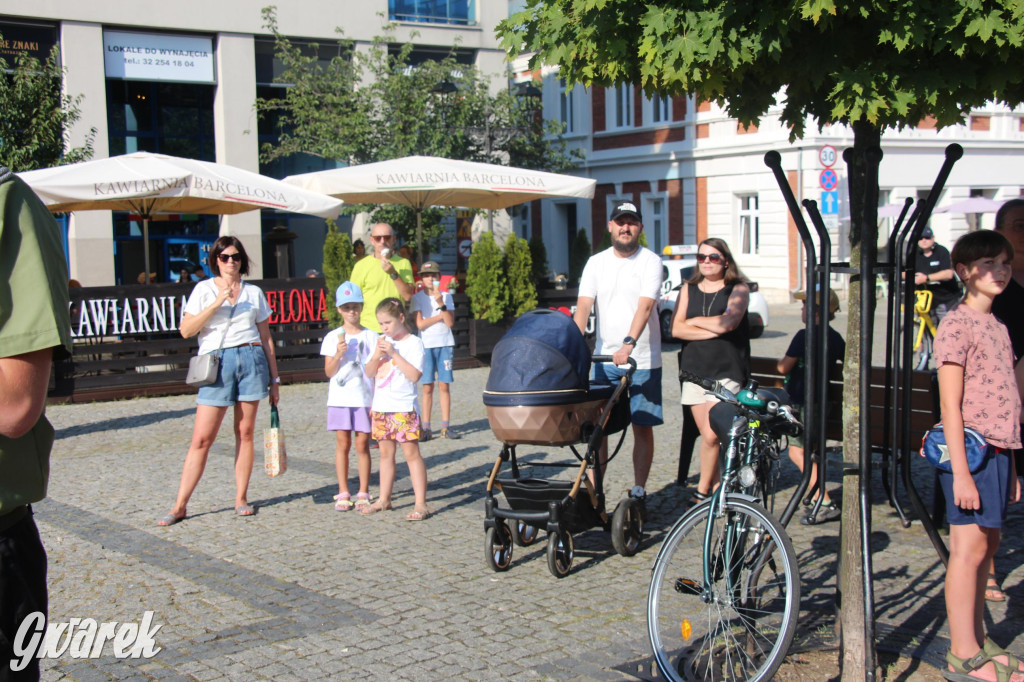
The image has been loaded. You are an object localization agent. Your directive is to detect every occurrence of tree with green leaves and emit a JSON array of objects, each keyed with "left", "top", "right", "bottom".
[
  {"left": 256, "top": 6, "right": 580, "bottom": 255},
  {"left": 466, "top": 232, "right": 508, "bottom": 323},
  {"left": 499, "top": 1, "right": 1024, "bottom": 677},
  {"left": 504, "top": 236, "right": 538, "bottom": 318},
  {"left": 0, "top": 39, "right": 95, "bottom": 172},
  {"left": 322, "top": 221, "right": 354, "bottom": 328}
]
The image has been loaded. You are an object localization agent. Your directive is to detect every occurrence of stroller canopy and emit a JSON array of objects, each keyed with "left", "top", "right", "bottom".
[{"left": 485, "top": 309, "right": 590, "bottom": 395}]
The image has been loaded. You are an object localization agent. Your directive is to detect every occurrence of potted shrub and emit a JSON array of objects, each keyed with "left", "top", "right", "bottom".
[
  {"left": 504, "top": 236, "right": 538, "bottom": 318},
  {"left": 466, "top": 232, "right": 510, "bottom": 356}
]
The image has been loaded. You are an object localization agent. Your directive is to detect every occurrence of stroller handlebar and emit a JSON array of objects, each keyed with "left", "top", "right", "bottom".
[{"left": 592, "top": 356, "right": 637, "bottom": 378}]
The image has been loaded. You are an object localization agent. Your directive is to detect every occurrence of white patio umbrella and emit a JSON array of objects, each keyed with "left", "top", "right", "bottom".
[
  {"left": 21, "top": 152, "right": 343, "bottom": 283},
  {"left": 933, "top": 197, "right": 1006, "bottom": 214},
  {"left": 283, "top": 155, "right": 597, "bottom": 262}
]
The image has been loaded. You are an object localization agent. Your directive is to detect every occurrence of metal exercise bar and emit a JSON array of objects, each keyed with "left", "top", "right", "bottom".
[
  {"left": 883, "top": 198, "right": 920, "bottom": 527},
  {"left": 897, "top": 143, "right": 964, "bottom": 566},
  {"left": 763, "top": 150, "right": 818, "bottom": 528},
  {"left": 798, "top": 197, "right": 834, "bottom": 525}
]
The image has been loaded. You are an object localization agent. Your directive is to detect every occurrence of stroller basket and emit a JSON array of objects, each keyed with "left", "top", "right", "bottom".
[{"left": 496, "top": 477, "right": 603, "bottom": 533}]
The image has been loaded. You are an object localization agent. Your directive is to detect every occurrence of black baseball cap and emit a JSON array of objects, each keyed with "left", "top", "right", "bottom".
[
  {"left": 610, "top": 201, "right": 642, "bottom": 223},
  {"left": 920, "top": 227, "right": 934, "bottom": 239}
]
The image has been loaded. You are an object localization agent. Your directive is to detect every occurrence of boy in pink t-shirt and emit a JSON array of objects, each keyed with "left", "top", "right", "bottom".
[{"left": 933, "top": 229, "right": 1023, "bottom": 680}]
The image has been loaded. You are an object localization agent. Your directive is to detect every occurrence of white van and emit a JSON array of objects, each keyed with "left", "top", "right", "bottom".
[{"left": 657, "top": 245, "right": 769, "bottom": 340}]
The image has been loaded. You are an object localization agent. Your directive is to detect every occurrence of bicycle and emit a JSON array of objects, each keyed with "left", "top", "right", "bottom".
[
  {"left": 911, "top": 289, "right": 936, "bottom": 371},
  {"left": 648, "top": 370, "right": 803, "bottom": 682}
]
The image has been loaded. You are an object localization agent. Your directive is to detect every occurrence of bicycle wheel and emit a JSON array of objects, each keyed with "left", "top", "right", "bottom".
[{"left": 648, "top": 497, "right": 800, "bottom": 682}]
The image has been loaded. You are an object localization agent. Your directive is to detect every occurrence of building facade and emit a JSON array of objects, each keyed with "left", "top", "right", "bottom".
[
  {"left": 521, "top": 65, "right": 1024, "bottom": 300},
  {"left": 2, "top": 1, "right": 507, "bottom": 285}
]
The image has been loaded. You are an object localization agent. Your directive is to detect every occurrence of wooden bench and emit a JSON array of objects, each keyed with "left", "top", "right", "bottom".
[{"left": 677, "top": 356, "right": 939, "bottom": 483}]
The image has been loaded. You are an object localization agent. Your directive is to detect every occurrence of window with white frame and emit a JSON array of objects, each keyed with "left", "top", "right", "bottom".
[
  {"left": 644, "top": 94, "right": 671, "bottom": 126},
  {"left": 644, "top": 195, "right": 668, "bottom": 255},
  {"left": 558, "top": 79, "right": 576, "bottom": 134},
  {"left": 607, "top": 84, "right": 633, "bottom": 129},
  {"left": 738, "top": 194, "right": 760, "bottom": 255}
]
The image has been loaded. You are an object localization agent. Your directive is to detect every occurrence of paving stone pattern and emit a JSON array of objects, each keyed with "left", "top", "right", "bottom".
[{"left": 36, "top": 306, "right": 1023, "bottom": 679}]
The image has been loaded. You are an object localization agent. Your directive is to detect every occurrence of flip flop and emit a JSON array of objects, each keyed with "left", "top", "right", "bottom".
[
  {"left": 986, "top": 573, "right": 1007, "bottom": 602},
  {"left": 235, "top": 504, "right": 255, "bottom": 517},
  {"left": 157, "top": 512, "right": 186, "bottom": 527}
]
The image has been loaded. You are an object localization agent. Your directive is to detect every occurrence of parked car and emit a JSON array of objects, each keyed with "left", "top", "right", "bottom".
[{"left": 657, "top": 246, "right": 769, "bottom": 340}]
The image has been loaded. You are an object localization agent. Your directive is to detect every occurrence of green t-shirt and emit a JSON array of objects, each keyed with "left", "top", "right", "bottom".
[
  {"left": 0, "top": 173, "right": 72, "bottom": 514},
  {"left": 350, "top": 255, "right": 414, "bottom": 332}
]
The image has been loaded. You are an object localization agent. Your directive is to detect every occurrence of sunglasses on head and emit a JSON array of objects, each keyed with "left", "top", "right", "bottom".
[
  {"left": 217, "top": 253, "right": 243, "bottom": 263},
  {"left": 696, "top": 253, "right": 724, "bottom": 263}
]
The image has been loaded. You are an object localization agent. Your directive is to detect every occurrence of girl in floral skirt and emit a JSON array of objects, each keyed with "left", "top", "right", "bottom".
[{"left": 361, "top": 298, "right": 431, "bottom": 520}]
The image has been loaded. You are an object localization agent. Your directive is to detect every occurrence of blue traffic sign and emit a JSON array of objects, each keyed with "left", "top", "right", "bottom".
[
  {"left": 820, "top": 190, "right": 839, "bottom": 214},
  {"left": 819, "top": 169, "right": 838, "bottom": 191}
]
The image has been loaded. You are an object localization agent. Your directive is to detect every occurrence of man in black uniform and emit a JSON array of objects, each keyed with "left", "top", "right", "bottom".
[{"left": 913, "top": 226, "right": 960, "bottom": 322}]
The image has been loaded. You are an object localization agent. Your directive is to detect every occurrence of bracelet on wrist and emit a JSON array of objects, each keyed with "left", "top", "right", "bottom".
[{"left": 270, "top": 376, "right": 280, "bottom": 384}]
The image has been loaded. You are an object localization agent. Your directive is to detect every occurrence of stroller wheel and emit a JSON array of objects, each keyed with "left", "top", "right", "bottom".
[
  {"left": 546, "top": 530, "right": 574, "bottom": 578},
  {"left": 612, "top": 498, "right": 644, "bottom": 557},
  {"left": 485, "top": 523, "right": 513, "bottom": 572},
  {"left": 510, "top": 520, "right": 539, "bottom": 547}
]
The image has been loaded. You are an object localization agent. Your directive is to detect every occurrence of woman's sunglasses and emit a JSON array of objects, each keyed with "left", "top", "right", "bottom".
[
  {"left": 696, "top": 253, "right": 724, "bottom": 263},
  {"left": 217, "top": 253, "right": 243, "bottom": 263}
]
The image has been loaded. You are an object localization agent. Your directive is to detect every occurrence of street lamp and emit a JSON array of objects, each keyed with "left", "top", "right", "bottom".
[{"left": 432, "top": 79, "right": 543, "bottom": 232}]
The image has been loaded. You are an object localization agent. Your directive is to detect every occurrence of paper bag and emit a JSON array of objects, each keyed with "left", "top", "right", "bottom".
[{"left": 264, "top": 405, "right": 287, "bottom": 477}]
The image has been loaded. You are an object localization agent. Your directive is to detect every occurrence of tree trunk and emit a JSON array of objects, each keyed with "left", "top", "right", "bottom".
[{"left": 838, "top": 118, "right": 881, "bottom": 680}]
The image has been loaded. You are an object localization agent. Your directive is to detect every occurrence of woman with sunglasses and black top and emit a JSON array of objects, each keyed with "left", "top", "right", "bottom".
[
  {"left": 157, "top": 236, "right": 280, "bottom": 526},
  {"left": 671, "top": 237, "right": 751, "bottom": 508}
]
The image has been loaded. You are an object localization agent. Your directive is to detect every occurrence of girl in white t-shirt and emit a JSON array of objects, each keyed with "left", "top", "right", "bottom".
[
  {"left": 361, "top": 298, "right": 430, "bottom": 520},
  {"left": 321, "top": 282, "right": 378, "bottom": 511}
]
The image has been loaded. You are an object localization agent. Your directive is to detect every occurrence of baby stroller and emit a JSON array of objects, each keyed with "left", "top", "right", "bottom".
[{"left": 482, "top": 309, "right": 641, "bottom": 577}]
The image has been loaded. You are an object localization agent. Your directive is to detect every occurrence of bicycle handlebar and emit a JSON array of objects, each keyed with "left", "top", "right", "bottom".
[{"left": 680, "top": 368, "right": 803, "bottom": 434}]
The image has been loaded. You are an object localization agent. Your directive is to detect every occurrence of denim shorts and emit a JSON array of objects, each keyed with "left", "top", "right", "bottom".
[
  {"left": 592, "top": 364, "right": 663, "bottom": 427},
  {"left": 421, "top": 346, "right": 454, "bottom": 384},
  {"left": 938, "top": 446, "right": 1011, "bottom": 529},
  {"left": 197, "top": 344, "right": 270, "bottom": 406}
]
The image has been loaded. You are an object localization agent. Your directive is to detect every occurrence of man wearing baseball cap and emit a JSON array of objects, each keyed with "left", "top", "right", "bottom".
[
  {"left": 574, "top": 201, "right": 664, "bottom": 508},
  {"left": 412, "top": 261, "right": 459, "bottom": 440},
  {"left": 913, "top": 226, "right": 960, "bottom": 324}
]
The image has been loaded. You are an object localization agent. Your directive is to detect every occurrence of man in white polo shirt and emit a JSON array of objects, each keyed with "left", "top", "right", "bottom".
[{"left": 573, "top": 201, "right": 664, "bottom": 505}]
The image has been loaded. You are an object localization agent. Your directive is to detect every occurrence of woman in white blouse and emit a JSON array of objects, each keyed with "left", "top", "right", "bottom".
[{"left": 158, "top": 237, "right": 280, "bottom": 525}]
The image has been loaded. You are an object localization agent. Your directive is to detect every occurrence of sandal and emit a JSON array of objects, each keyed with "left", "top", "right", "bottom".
[
  {"left": 157, "top": 512, "right": 186, "bottom": 527},
  {"left": 353, "top": 492, "right": 372, "bottom": 511},
  {"left": 986, "top": 573, "right": 1007, "bottom": 602},
  {"left": 984, "top": 639, "right": 1024, "bottom": 674},
  {"left": 235, "top": 504, "right": 255, "bottom": 517},
  {"left": 406, "top": 507, "right": 431, "bottom": 521},
  {"left": 360, "top": 500, "right": 393, "bottom": 515},
  {"left": 945, "top": 649, "right": 1024, "bottom": 682},
  {"left": 334, "top": 493, "right": 353, "bottom": 512},
  {"left": 687, "top": 490, "right": 709, "bottom": 510}
]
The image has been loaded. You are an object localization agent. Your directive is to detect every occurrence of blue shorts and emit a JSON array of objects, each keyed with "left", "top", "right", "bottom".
[
  {"left": 592, "top": 364, "right": 663, "bottom": 427},
  {"left": 197, "top": 344, "right": 270, "bottom": 406},
  {"left": 421, "top": 346, "right": 454, "bottom": 384},
  {"left": 938, "top": 446, "right": 1012, "bottom": 529}
]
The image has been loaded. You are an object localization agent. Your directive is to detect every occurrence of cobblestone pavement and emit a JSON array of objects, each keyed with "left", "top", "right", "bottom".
[{"left": 35, "top": 303, "right": 1023, "bottom": 680}]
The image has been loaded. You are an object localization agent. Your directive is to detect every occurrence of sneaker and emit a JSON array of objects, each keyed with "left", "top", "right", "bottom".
[
  {"left": 629, "top": 485, "right": 647, "bottom": 501},
  {"left": 800, "top": 501, "right": 840, "bottom": 525},
  {"left": 420, "top": 428, "right": 432, "bottom": 442},
  {"left": 440, "top": 427, "right": 460, "bottom": 440}
]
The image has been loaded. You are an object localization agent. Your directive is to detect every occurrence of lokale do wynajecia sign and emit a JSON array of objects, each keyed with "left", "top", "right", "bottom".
[{"left": 69, "top": 282, "right": 330, "bottom": 339}]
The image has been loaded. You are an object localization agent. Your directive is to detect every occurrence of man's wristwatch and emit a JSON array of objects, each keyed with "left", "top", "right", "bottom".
[
  {"left": 438, "top": 304, "right": 448, "bottom": 312},
  {"left": 622, "top": 336, "right": 636, "bottom": 347},
  {"left": 270, "top": 377, "right": 281, "bottom": 384},
  {"left": 389, "top": 271, "right": 399, "bottom": 280}
]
